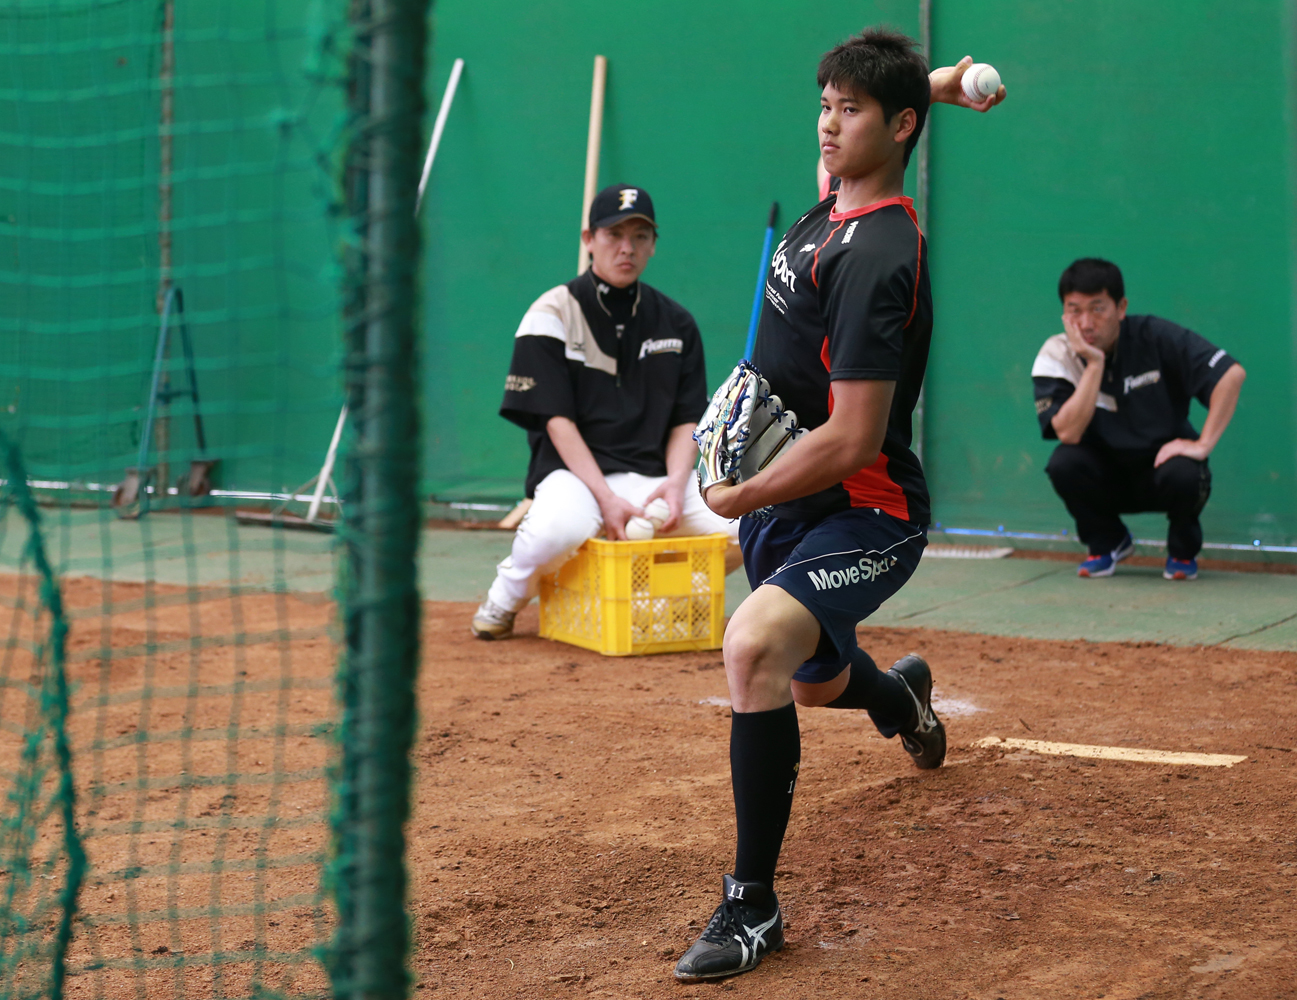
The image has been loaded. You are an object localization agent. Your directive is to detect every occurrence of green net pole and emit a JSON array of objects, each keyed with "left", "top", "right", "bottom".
[{"left": 329, "top": 0, "right": 429, "bottom": 997}]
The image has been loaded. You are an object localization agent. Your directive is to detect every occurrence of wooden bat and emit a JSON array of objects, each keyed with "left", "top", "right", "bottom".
[{"left": 577, "top": 55, "right": 607, "bottom": 275}]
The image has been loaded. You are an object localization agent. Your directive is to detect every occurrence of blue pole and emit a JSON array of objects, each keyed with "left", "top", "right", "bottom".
[{"left": 743, "top": 201, "right": 778, "bottom": 361}]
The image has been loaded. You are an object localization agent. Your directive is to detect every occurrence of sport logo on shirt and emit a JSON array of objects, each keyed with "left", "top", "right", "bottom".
[
  {"left": 504, "top": 374, "right": 535, "bottom": 392},
  {"left": 841, "top": 220, "right": 859, "bottom": 244},
  {"left": 638, "top": 337, "right": 683, "bottom": 360},
  {"left": 1123, "top": 369, "right": 1161, "bottom": 394},
  {"left": 1208, "top": 349, "right": 1226, "bottom": 368},
  {"left": 770, "top": 239, "right": 797, "bottom": 293}
]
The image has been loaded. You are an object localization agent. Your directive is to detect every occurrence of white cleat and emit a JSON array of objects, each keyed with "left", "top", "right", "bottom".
[{"left": 470, "top": 598, "right": 516, "bottom": 640}]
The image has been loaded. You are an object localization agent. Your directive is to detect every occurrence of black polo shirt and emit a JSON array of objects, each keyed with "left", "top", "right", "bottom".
[
  {"left": 500, "top": 270, "right": 708, "bottom": 497},
  {"left": 751, "top": 194, "right": 932, "bottom": 524},
  {"left": 1031, "top": 315, "right": 1237, "bottom": 452}
]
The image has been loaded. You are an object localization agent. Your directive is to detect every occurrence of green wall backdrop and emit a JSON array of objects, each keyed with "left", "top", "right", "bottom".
[
  {"left": 921, "top": 1, "right": 1296, "bottom": 546},
  {"left": 422, "top": 0, "right": 1296, "bottom": 547},
  {"left": 3, "top": 2, "right": 1293, "bottom": 548}
]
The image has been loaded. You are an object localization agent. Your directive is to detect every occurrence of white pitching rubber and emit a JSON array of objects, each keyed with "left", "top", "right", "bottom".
[{"left": 974, "top": 736, "right": 1247, "bottom": 768}]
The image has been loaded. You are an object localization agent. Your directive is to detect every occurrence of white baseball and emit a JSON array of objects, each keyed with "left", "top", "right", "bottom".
[
  {"left": 644, "top": 498, "right": 670, "bottom": 529},
  {"left": 624, "top": 516, "right": 656, "bottom": 540},
  {"left": 961, "top": 63, "right": 1001, "bottom": 102}
]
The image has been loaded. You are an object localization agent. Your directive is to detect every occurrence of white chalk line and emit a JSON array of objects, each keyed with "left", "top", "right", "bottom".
[
  {"left": 932, "top": 695, "right": 984, "bottom": 718},
  {"left": 974, "top": 736, "right": 1247, "bottom": 767},
  {"left": 922, "top": 544, "right": 1014, "bottom": 560}
]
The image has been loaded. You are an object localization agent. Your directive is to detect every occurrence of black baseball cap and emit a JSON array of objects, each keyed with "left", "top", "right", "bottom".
[{"left": 587, "top": 184, "right": 657, "bottom": 231}]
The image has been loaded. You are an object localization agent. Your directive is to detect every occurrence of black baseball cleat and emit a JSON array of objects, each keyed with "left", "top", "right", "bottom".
[
  {"left": 674, "top": 875, "right": 784, "bottom": 981},
  {"left": 889, "top": 653, "right": 946, "bottom": 770}
]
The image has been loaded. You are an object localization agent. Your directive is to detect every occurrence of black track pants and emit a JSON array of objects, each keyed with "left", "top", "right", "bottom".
[{"left": 1045, "top": 443, "right": 1211, "bottom": 561}]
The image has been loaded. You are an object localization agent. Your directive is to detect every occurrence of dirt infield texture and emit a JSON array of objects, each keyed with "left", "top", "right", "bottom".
[
  {"left": 414, "top": 603, "right": 1297, "bottom": 1000},
  {"left": 5, "top": 573, "right": 1296, "bottom": 998},
  {"left": 0, "top": 574, "right": 332, "bottom": 999}
]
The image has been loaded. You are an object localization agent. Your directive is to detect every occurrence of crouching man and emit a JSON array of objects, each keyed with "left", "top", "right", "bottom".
[{"left": 1032, "top": 258, "right": 1245, "bottom": 579}]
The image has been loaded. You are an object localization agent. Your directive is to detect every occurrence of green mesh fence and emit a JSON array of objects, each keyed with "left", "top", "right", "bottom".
[
  {"left": 0, "top": 430, "right": 85, "bottom": 1000},
  {"left": 0, "top": 0, "right": 428, "bottom": 996}
]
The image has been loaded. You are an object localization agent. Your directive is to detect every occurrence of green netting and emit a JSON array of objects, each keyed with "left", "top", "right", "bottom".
[
  {"left": 0, "top": 0, "right": 428, "bottom": 997},
  {"left": 0, "top": 430, "right": 85, "bottom": 1000},
  {"left": 2, "top": 0, "right": 344, "bottom": 496},
  {"left": 324, "top": 0, "right": 427, "bottom": 993}
]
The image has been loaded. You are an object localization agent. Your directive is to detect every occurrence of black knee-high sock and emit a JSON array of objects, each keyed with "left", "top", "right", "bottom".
[
  {"left": 730, "top": 703, "right": 800, "bottom": 890},
  {"left": 823, "top": 648, "right": 915, "bottom": 738}
]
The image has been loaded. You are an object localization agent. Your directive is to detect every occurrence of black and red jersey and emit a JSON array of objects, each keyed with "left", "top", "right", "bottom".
[
  {"left": 751, "top": 193, "right": 932, "bottom": 524},
  {"left": 1031, "top": 315, "right": 1237, "bottom": 451}
]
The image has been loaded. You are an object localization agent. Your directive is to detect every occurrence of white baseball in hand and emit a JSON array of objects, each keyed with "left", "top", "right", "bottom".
[
  {"left": 961, "top": 62, "right": 1001, "bottom": 102},
  {"left": 625, "top": 516, "right": 656, "bottom": 540},
  {"left": 643, "top": 498, "right": 670, "bottom": 530}
]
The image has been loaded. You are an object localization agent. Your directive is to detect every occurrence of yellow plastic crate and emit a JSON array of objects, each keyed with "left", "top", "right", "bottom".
[{"left": 539, "top": 533, "right": 729, "bottom": 656}]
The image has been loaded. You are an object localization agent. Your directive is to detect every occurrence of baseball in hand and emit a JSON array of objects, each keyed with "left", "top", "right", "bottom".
[
  {"left": 961, "top": 63, "right": 1001, "bottom": 102},
  {"left": 624, "top": 516, "right": 656, "bottom": 540},
  {"left": 643, "top": 498, "right": 670, "bottom": 530}
]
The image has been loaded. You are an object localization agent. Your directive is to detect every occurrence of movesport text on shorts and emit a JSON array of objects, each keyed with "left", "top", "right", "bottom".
[{"left": 738, "top": 507, "right": 927, "bottom": 684}]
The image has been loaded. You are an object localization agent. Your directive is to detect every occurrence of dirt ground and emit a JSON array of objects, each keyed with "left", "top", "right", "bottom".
[
  {"left": 0, "top": 574, "right": 333, "bottom": 999},
  {"left": 5, "top": 575, "right": 1296, "bottom": 998},
  {"left": 412, "top": 603, "right": 1297, "bottom": 1000}
]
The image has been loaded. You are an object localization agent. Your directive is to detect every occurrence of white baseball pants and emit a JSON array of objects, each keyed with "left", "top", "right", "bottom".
[{"left": 485, "top": 469, "right": 739, "bottom": 613}]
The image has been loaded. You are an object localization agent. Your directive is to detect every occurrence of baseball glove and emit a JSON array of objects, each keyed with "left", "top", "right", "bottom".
[{"left": 694, "top": 361, "right": 806, "bottom": 491}]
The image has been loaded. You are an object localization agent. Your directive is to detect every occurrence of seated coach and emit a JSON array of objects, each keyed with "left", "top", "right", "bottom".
[
  {"left": 1032, "top": 258, "right": 1246, "bottom": 580},
  {"left": 470, "top": 184, "right": 740, "bottom": 640}
]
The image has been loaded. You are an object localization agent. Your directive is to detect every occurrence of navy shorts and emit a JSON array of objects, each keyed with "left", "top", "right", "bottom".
[{"left": 738, "top": 508, "right": 927, "bottom": 685}]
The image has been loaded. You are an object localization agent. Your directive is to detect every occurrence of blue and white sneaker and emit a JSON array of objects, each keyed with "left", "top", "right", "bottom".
[
  {"left": 1078, "top": 532, "right": 1134, "bottom": 578},
  {"left": 1163, "top": 557, "right": 1198, "bottom": 581}
]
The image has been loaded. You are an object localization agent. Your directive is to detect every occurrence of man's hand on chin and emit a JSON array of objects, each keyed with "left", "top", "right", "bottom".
[
  {"left": 702, "top": 480, "right": 746, "bottom": 519},
  {"left": 1154, "top": 438, "right": 1209, "bottom": 467}
]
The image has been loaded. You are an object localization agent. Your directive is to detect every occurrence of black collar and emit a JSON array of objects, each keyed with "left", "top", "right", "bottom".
[{"left": 589, "top": 270, "right": 641, "bottom": 320}]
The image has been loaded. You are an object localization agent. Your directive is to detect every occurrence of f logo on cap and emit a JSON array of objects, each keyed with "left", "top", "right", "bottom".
[{"left": 618, "top": 188, "right": 639, "bottom": 210}]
